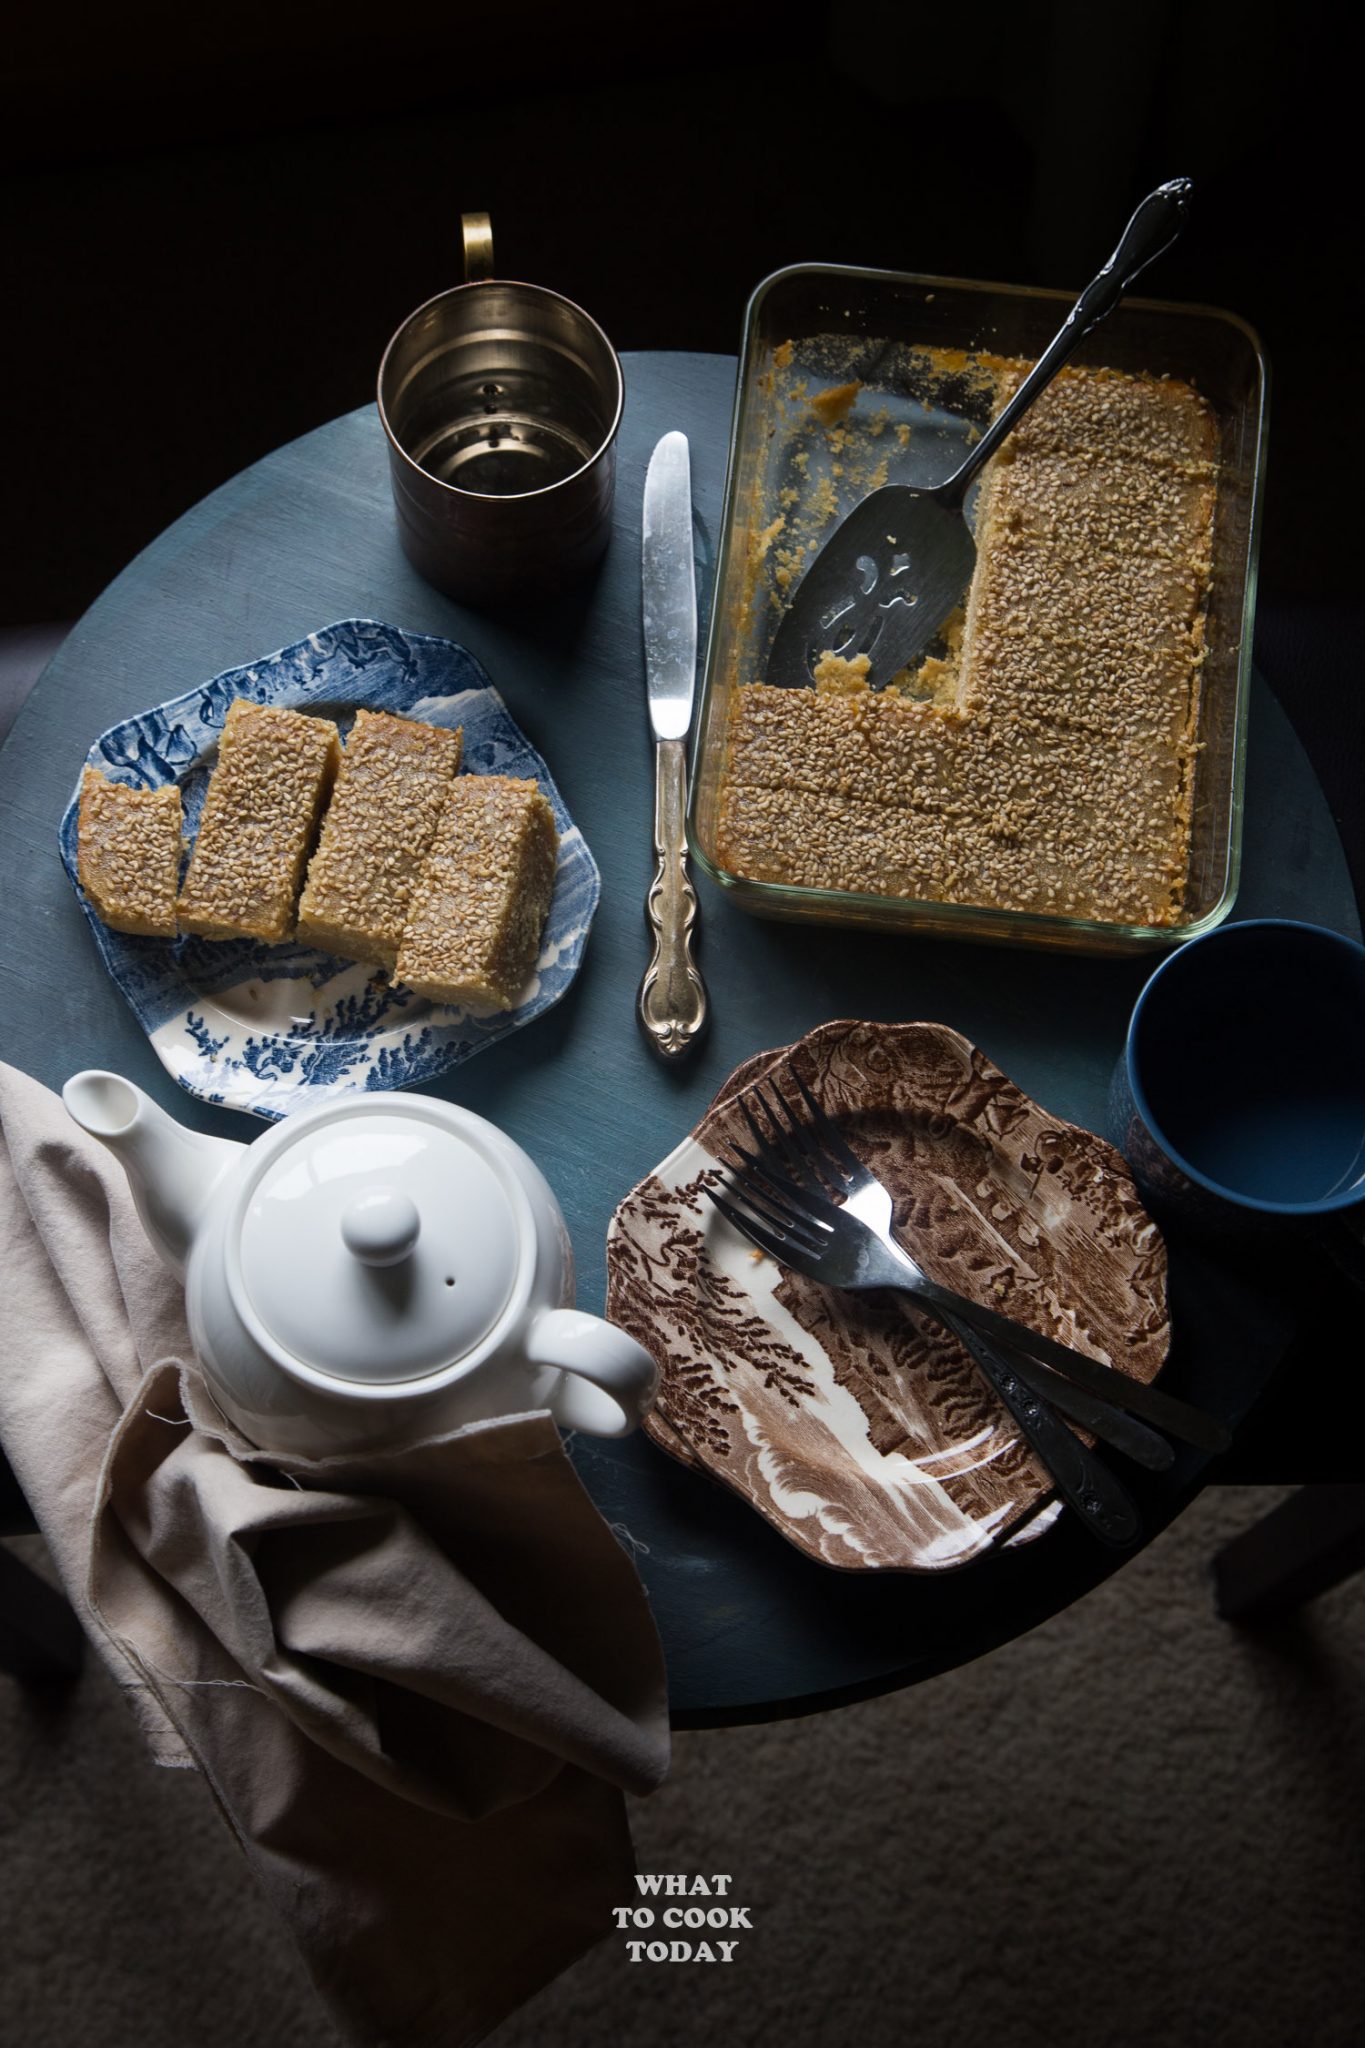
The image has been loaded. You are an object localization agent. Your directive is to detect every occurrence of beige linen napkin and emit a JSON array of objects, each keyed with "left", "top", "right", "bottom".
[{"left": 0, "top": 1061, "right": 670, "bottom": 2047}]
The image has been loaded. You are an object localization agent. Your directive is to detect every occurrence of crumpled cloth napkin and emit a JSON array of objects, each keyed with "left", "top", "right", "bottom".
[{"left": 0, "top": 1061, "right": 670, "bottom": 2048}]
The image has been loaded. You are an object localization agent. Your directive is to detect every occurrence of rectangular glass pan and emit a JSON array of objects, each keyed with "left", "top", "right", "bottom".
[{"left": 688, "top": 263, "right": 1269, "bottom": 955}]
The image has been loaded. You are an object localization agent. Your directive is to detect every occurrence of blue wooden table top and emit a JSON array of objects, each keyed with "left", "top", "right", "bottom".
[{"left": 0, "top": 353, "right": 1357, "bottom": 1722}]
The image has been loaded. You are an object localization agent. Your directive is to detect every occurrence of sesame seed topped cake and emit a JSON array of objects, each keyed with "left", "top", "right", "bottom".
[
  {"left": 296, "top": 708, "right": 463, "bottom": 968},
  {"left": 76, "top": 767, "right": 183, "bottom": 938},
  {"left": 716, "top": 360, "right": 1219, "bottom": 929},
  {"left": 177, "top": 698, "right": 340, "bottom": 944},
  {"left": 395, "top": 774, "right": 558, "bottom": 1010}
]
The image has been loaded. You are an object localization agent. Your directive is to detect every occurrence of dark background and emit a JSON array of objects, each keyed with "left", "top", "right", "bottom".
[{"left": 2, "top": 0, "right": 1361, "bottom": 1475}]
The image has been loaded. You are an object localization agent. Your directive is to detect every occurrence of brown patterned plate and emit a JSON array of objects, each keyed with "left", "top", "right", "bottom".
[{"left": 606, "top": 1020, "right": 1170, "bottom": 1572}]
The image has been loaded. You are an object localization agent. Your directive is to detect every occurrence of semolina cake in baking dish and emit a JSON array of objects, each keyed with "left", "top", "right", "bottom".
[{"left": 715, "top": 361, "right": 1219, "bottom": 929}]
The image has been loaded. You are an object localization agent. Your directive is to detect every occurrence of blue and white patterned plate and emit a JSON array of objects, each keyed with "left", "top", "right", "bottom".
[{"left": 58, "top": 619, "right": 601, "bottom": 1120}]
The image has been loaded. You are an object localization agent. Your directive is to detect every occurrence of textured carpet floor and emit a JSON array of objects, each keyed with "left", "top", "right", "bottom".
[{"left": 3, "top": 1485, "right": 1363, "bottom": 2048}]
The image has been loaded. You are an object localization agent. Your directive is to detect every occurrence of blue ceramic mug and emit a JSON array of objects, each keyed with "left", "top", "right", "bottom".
[{"left": 1107, "top": 919, "right": 1365, "bottom": 1233}]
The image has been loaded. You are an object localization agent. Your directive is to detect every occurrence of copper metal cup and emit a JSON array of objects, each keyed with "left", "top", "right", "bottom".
[{"left": 377, "top": 215, "right": 624, "bottom": 606}]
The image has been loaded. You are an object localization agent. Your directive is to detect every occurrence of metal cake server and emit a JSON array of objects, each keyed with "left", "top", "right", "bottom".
[
  {"left": 638, "top": 430, "right": 708, "bottom": 1059},
  {"left": 766, "top": 178, "right": 1194, "bottom": 691}
]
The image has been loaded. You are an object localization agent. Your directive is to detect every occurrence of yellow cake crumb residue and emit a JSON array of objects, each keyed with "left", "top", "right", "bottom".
[
  {"left": 813, "top": 652, "right": 872, "bottom": 694},
  {"left": 808, "top": 381, "right": 860, "bottom": 427}
]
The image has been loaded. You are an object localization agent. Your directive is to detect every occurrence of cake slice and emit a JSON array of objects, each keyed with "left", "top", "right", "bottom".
[
  {"left": 77, "top": 766, "right": 183, "bottom": 938},
  {"left": 177, "top": 699, "right": 340, "bottom": 943},
  {"left": 395, "top": 775, "right": 558, "bottom": 1009},
  {"left": 296, "top": 709, "right": 463, "bottom": 967}
]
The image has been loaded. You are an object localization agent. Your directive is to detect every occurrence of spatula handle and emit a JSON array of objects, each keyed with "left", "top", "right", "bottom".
[
  {"left": 946, "top": 177, "right": 1193, "bottom": 502},
  {"left": 1075, "top": 176, "right": 1193, "bottom": 326}
]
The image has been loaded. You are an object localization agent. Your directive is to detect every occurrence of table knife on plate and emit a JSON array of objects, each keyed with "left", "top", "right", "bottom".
[{"left": 638, "top": 430, "right": 708, "bottom": 1059}]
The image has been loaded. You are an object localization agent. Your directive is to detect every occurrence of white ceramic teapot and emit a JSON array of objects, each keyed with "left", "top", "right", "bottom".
[{"left": 63, "top": 1072, "right": 658, "bottom": 1458}]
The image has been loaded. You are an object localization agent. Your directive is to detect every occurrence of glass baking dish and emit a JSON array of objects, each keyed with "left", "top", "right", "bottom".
[{"left": 688, "top": 263, "right": 1268, "bottom": 954}]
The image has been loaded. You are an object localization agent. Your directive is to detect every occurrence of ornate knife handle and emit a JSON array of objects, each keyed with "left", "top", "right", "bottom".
[{"left": 638, "top": 737, "right": 708, "bottom": 1060}]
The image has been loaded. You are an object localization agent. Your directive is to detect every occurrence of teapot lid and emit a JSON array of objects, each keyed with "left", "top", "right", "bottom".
[{"left": 230, "top": 1104, "right": 526, "bottom": 1384}]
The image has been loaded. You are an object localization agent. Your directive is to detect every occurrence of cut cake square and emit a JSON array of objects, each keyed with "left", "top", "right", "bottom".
[
  {"left": 76, "top": 766, "right": 183, "bottom": 938},
  {"left": 177, "top": 698, "right": 339, "bottom": 943},
  {"left": 296, "top": 708, "right": 463, "bottom": 967},
  {"left": 395, "top": 775, "right": 558, "bottom": 1010}
]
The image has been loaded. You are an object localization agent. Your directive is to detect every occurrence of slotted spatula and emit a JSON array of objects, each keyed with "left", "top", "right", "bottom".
[{"left": 765, "top": 178, "right": 1193, "bottom": 691}]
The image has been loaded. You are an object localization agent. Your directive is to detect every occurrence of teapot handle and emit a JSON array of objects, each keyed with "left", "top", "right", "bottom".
[{"left": 525, "top": 1309, "right": 658, "bottom": 1438}]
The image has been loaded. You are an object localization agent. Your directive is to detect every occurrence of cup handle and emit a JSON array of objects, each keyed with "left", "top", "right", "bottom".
[
  {"left": 462, "top": 211, "right": 494, "bottom": 282},
  {"left": 525, "top": 1308, "right": 658, "bottom": 1438}
]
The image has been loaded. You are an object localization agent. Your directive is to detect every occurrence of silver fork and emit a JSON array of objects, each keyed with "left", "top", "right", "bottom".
[
  {"left": 718, "top": 1066, "right": 1227, "bottom": 1456},
  {"left": 737, "top": 1079, "right": 1175, "bottom": 1476},
  {"left": 733, "top": 1075, "right": 1172, "bottom": 1471},
  {"left": 708, "top": 1081, "right": 1142, "bottom": 1547}
]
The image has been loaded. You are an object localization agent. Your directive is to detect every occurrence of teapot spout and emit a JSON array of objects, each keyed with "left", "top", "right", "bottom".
[{"left": 62, "top": 1070, "right": 242, "bottom": 1279}]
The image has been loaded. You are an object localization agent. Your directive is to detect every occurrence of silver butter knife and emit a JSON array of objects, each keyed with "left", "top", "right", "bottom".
[{"left": 638, "top": 430, "right": 708, "bottom": 1059}]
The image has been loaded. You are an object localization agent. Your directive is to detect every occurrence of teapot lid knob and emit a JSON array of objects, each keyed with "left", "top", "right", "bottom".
[
  {"left": 234, "top": 1102, "right": 524, "bottom": 1384},
  {"left": 340, "top": 1186, "right": 422, "bottom": 1268}
]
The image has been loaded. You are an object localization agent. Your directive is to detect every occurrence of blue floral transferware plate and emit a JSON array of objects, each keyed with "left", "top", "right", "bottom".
[{"left": 58, "top": 619, "right": 601, "bottom": 1119}]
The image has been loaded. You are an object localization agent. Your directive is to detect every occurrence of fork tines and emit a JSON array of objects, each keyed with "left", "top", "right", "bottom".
[
  {"left": 705, "top": 1060, "right": 862, "bottom": 1268},
  {"left": 737, "top": 1066, "right": 860, "bottom": 1196},
  {"left": 784, "top": 1065, "right": 867, "bottom": 1179}
]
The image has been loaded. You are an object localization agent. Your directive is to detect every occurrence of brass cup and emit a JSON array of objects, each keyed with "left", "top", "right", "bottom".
[{"left": 377, "top": 215, "right": 624, "bottom": 606}]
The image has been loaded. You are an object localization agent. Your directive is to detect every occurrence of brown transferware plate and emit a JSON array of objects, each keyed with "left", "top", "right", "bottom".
[{"left": 606, "top": 1019, "right": 1170, "bottom": 1571}]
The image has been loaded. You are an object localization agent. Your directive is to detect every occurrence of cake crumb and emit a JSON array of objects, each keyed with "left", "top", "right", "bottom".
[
  {"left": 813, "top": 652, "right": 872, "bottom": 694},
  {"left": 809, "top": 382, "right": 860, "bottom": 427}
]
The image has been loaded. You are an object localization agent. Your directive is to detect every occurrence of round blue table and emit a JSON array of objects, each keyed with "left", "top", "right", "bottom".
[{"left": 0, "top": 353, "right": 1357, "bottom": 1723}]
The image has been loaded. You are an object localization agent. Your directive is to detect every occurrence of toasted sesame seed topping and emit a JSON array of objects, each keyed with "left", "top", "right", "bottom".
[
  {"left": 176, "top": 699, "right": 339, "bottom": 944},
  {"left": 296, "top": 709, "right": 463, "bottom": 968},
  {"left": 395, "top": 775, "right": 558, "bottom": 1011}
]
